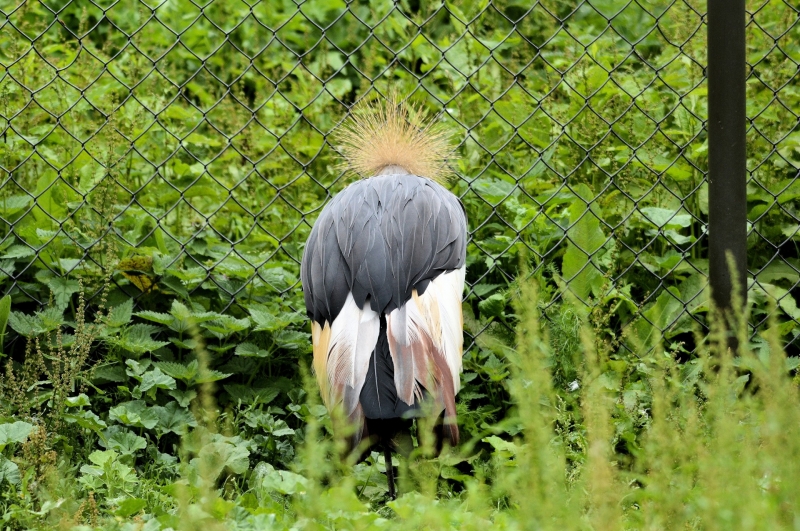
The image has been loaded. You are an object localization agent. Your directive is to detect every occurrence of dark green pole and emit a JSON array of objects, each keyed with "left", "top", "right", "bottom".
[{"left": 707, "top": 0, "right": 747, "bottom": 315}]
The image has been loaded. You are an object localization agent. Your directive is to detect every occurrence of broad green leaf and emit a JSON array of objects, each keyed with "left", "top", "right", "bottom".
[
  {"left": 64, "top": 410, "right": 107, "bottom": 433},
  {"left": 195, "top": 368, "right": 232, "bottom": 384},
  {"left": 0, "top": 294, "right": 10, "bottom": 354},
  {"left": 190, "top": 435, "right": 250, "bottom": 480},
  {"left": 107, "top": 299, "right": 134, "bottom": 328},
  {"left": 2, "top": 245, "right": 35, "bottom": 259},
  {"left": 639, "top": 207, "right": 692, "bottom": 229},
  {"left": 235, "top": 342, "right": 270, "bottom": 358},
  {"left": 102, "top": 427, "right": 147, "bottom": 456},
  {"left": 248, "top": 306, "right": 305, "bottom": 333},
  {"left": 0, "top": 421, "right": 34, "bottom": 450},
  {"left": 135, "top": 310, "right": 174, "bottom": 326},
  {"left": 274, "top": 330, "right": 310, "bottom": 351},
  {"left": 108, "top": 324, "right": 170, "bottom": 356},
  {"left": 201, "top": 315, "right": 250, "bottom": 339},
  {"left": 478, "top": 293, "right": 506, "bottom": 320},
  {"left": 138, "top": 368, "right": 177, "bottom": 395},
  {"left": 93, "top": 364, "right": 127, "bottom": 383},
  {"left": 88, "top": 449, "right": 118, "bottom": 466},
  {"left": 155, "top": 360, "right": 199, "bottom": 383},
  {"left": 628, "top": 287, "right": 684, "bottom": 350},
  {"left": 109, "top": 400, "right": 159, "bottom": 429},
  {"left": 0, "top": 195, "right": 32, "bottom": 215},
  {"left": 224, "top": 385, "right": 279, "bottom": 406},
  {"left": 168, "top": 389, "right": 197, "bottom": 408},
  {"left": 165, "top": 300, "right": 218, "bottom": 333},
  {"left": 250, "top": 462, "right": 308, "bottom": 495},
  {"left": 115, "top": 498, "right": 147, "bottom": 518},
  {"left": 125, "top": 358, "right": 152, "bottom": 379},
  {"left": 757, "top": 261, "right": 800, "bottom": 285},
  {"left": 0, "top": 455, "right": 20, "bottom": 485},
  {"left": 471, "top": 177, "right": 516, "bottom": 206},
  {"left": 153, "top": 401, "right": 196, "bottom": 436},
  {"left": 47, "top": 277, "right": 81, "bottom": 310},
  {"left": 37, "top": 307, "right": 65, "bottom": 333},
  {"left": 65, "top": 394, "right": 91, "bottom": 407},
  {"left": 562, "top": 185, "right": 606, "bottom": 302},
  {"left": 8, "top": 311, "right": 44, "bottom": 337},
  {"left": 483, "top": 435, "right": 525, "bottom": 460}
]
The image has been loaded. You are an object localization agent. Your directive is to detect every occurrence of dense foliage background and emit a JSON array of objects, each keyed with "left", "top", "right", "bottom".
[{"left": 0, "top": 0, "right": 799, "bottom": 528}]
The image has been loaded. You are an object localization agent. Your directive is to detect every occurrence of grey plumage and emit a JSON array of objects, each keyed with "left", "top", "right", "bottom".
[{"left": 301, "top": 173, "right": 466, "bottom": 325}]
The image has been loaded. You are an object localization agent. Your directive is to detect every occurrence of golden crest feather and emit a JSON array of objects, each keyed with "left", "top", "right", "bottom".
[{"left": 335, "top": 94, "right": 457, "bottom": 183}]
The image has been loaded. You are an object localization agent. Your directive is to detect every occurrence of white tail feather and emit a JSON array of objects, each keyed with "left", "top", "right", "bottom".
[
  {"left": 408, "top": 267, "right": 465, "bottom": 392},
  {"left": 324, "top": 293, "right": 380, "bottom": 414},
  {"left": 387, "top": 267, "right": 465, "bottom": 404}
]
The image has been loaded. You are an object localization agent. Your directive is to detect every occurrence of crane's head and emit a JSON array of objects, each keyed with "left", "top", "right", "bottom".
[{"left": 335, "top": 94, "right": 457, "bottom": 184}]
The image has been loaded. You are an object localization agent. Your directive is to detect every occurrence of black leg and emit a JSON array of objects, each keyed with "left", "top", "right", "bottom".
[{"left": 383, "top": 444, "right": 396, "bottom": 500}]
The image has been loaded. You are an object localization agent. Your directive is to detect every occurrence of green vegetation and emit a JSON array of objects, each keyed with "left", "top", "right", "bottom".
[{"left": 0, "top": 0, "right": 799, "bottom": 528}]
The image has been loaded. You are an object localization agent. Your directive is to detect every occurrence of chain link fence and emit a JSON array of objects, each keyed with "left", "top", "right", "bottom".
[{"left": 0, "top": 0, "right": 799, "bottom": 355}]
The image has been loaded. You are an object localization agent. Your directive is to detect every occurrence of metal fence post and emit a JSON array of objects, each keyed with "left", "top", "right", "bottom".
[{"left": 707, "top": 0, "right": 748, "bottom": 315}]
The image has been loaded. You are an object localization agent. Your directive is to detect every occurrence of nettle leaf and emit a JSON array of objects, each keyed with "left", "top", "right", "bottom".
[
  {"left": 224, "top": 385, "right": 280, "bottom": 406},
  {"left": 235, "top": 342, "right": 269, "bottom": 358},
  {"left": 136, "top": 310, "right": 173, "bottom": 326},
  {"left": 260, "top": 267, "right": 296, "bottom": 293},
  {"left": 0, "top": 194, "right": 32, "bottom": 214},
  {"left": 37, "top": 307, "right": 65, "bottom": 332},
  {"left": 0, "top": 421, "right": 35, "bottom": 451},
  {"left": 195, "top": 368, "right": 232, "bottom": 384},
  {"left": 101, "top": 426, "right": 147, "bottom": 456},
  {"left": 248, "top": 306, "right": 280, "bottom": 332},
  {"left": 8, "top": 311, "right": 38, "bottom": 337},
  {"left": 472, "top": 283, "right": 502, "bottom": 297},
  {"left": 207, "top": 343, "right": 237, "bottom": 354},
  {"left": 274, "top": 330, "right": 310, "bottom": 351},
  {"left": 0, "top": 294, "right": 10, "bottom": 343},
  {"left": 220, "top": 357, "right": 256, "bottom": 375},
  {"left": 2, "top": 245, "right": 34, "bottom": 259},
  {"left": 168, "top": 337, "right": 199, "bottom": 350},
  {"left": 47, "top": 277, "right": 81, "bottom": 310},
  {"left": 201, "top": 315, "right": 251, "bottom": 339},
  {"left": 109, "top": 400, "right": 159, "bottom": 429},
  {"left": 7, "top": 309, "right": 61, "bottom": 337},
  {"left": 167, "top": 300, "right": 219, "bottom": 333},
  {"left": 248, "top": 306, "right": 305, "bottom": 332},
  {"left": 154, "top": 401, "right": 197, "bottom": 436},
  {"left": 108, "top": 324, "right": 170, "bottom": 356},
  {"left": 155, "top": 360, "right": 198, "bottom": 383},
  {"left": 153, "top": 360, "right": 230, "bottom": 385},
  {"left": 107, "top": 299, "right": 134, "bottom": 328}
]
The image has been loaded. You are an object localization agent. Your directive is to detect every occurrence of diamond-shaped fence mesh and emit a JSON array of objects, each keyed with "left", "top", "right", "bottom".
[{"left": 0, "top": 1, "right": 799, "bottom": 356}]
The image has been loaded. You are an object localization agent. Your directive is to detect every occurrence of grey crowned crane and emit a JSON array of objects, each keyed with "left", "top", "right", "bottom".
[{"left": 300, "top": 99, "right": 466, "bottom": 499}]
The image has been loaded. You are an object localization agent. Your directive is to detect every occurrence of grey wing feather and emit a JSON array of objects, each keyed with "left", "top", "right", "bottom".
[{"left": 302, "top": 174, "right": 466, "bottom": 324}]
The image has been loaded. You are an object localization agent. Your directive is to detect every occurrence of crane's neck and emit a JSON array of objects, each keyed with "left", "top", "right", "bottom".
[{"left": 376, "top": 164, "right": 410, "bottom": 176}]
